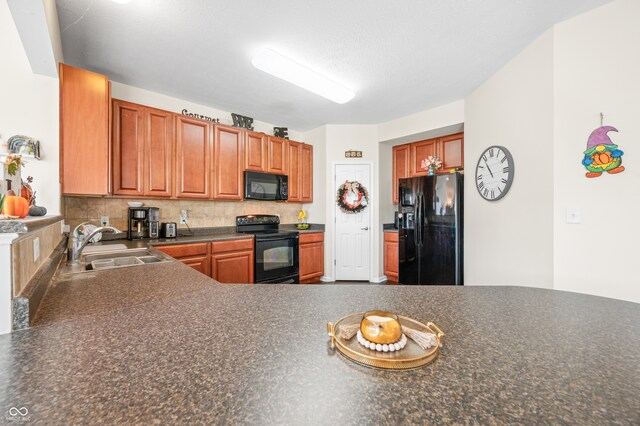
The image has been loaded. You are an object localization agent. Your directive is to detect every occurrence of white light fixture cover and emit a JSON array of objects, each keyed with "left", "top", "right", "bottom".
[
  {"left": 111, "top": 0, "right": 133, "bottom": 4},
  {"left": 252, "top": 49, "right": 355, "bottom": 104}
]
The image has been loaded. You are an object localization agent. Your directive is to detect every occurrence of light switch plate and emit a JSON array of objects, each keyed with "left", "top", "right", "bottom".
[
  {"left": 33, "top": 237, "right": 40, "bottom": 261},
  {"left": 566, "top": 208, "right": 581, "bottom": 224}
]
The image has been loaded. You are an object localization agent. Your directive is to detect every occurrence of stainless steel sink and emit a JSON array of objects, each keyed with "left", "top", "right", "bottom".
[{"left": 57, "top": 247, "right": 173, "bottom": 275}]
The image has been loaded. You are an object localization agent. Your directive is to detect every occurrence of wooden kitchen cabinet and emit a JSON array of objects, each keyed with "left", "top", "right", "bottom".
[
  {"left": 300, "top": 143, "right": 313, "bottom": 203},
  {"left": 213, "top": 124, "right": 243, "bottom": 200},
  {"left": 384, "top": 232, "right": 399, "bottom": 283},
  {"left": 392, "top": 144, "right": 410, "bottom": 204},
  {"left": 112, "top": 100, "right": 174, "bottom": 197},
  {"left": 210, "top": 239, "right": 254, "bottom": 283},
  {"left": 59, "top": 63, "right": 110, "bottom": 195},
  {"left": 299, "top": 232, "right": 324, "bottom": 284},
  {"left": 266, "top": 136, "right": 288, "bottom": 174},
  {"left": 156, "top": 243, "right": 210, "bottom": 276},
  {"left": 244, "top": 131, "right": 267, "bottom": 172},
  {"left": 112, "top": 99, "right": 144, "bottom": 196},
  {"left": 410, "top": 139, "right": 438, "bottom": 177},
  {"left": 175, "top": 115, "right": 212, "bottom": 199},
  {"left": 287, "top": 140, "right": 302, "bottom": 202},
  {"left": 438, "top": 132, "right": 464, "bottom": 173},
  {"left": 144, "top": 106, "right": 173, "bottom": 197}
]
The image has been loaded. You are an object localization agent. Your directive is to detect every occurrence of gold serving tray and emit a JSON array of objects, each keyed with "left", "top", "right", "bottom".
[{"left": 327, "top": 313, "right": 445, "bottom": 370}]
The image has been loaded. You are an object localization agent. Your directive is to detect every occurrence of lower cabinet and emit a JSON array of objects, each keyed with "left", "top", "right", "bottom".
[
  {"left": 210, "top": 239, "right": 254, "bottom": 284},
  {"left": 384, "top": 232, "right": 399, "bottom": 283},
  {"left": 299, "top": 232, "right": 324, "bottom": 284},
  {"left": 156, "top": 243, "right": 210, "bottom": 276},
  {"left": 155, "top": 239, "right": 254, "bottom": 283}
]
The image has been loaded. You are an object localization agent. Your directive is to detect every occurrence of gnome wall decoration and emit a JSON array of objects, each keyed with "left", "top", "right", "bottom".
[{"left": 581, "top": 126, "right": 625, "bottom": 178}]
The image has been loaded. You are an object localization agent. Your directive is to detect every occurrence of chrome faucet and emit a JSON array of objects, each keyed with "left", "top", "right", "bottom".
[{"left": 67, "top": 222, "right": 122, "bottom": 264}]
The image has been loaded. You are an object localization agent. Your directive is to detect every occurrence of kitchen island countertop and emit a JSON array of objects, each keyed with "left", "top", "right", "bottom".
[{"left": 1, "top": 260, "right": 638, "bottom": 424}]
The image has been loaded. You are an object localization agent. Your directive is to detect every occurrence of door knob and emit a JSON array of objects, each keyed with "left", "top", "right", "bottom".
[{"left": 361, "top": 227, "right": 369, "bottom": 230}]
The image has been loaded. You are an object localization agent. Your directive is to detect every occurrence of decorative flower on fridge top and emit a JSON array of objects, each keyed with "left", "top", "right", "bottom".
[{"left": 420, "top": 156, "right": 442, "bottom": 172}]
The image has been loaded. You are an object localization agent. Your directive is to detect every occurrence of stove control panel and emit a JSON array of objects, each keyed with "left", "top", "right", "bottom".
[{"left": 236, "top": 215, "right": 280, "bottom": 226}]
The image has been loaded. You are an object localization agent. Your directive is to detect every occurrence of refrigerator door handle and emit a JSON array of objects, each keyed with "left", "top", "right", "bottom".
[
  {"left": 416, "top": 194, "right": 422, "bottom": 247},
  {"left": 420, "top": 193, "right": 427, "bottom": 247}
]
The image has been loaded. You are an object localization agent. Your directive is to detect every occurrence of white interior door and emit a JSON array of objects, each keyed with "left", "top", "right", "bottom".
[{"left": 335, "top": 163, "right": 371, "bottom": 281}]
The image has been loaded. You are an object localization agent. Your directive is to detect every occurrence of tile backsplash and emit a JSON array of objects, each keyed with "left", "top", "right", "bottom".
[{"left": 63, "top": 197, "right": 303, "bottom": 230}]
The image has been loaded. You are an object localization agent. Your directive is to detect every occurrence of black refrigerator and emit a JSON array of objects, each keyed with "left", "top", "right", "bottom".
[{"left": 398, "top": 173, "right": 463, "bottom": 285}]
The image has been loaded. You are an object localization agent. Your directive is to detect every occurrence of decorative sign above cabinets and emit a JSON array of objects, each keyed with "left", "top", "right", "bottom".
[
  {"left": 181, "top": 109, "right": 220, "bottom": 123},
  {"left": 231, "top": 113, "right": 254, "bottom": 130},
  {"left": 274, "top": 127, "right": 289, "bottom": 139},
  {"left": 345, "top": 150, "right": 363, "bottom": 158}
]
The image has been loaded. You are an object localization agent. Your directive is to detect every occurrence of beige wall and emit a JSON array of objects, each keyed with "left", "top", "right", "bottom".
[
  {"left": 63, "top": 197, "right": 303, "bottom": 230},
  {"left": 0, "top": 0, "right": 60, "bottom": 214},
  {"left": 552, "top": 0, "right": 640, "bottom": 302},
  {"left": 464, "top": 29, "right": 555, "bottom": 288},
  {"left": 12, "top": 220, "right": 64, "bottom": 297}
]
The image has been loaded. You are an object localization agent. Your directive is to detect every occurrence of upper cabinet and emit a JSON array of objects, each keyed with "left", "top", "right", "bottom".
[
  {"left": 266, "top": 136, "right": 288, "bottom": 174},
  {"left": 410, "top": 139, "right": 438, "bottom": 177},
  {"left": 144, "top": 106, "right": 173, "bottom": 197},
  {"left": 300, "top": 144, "right": 313, "bottom": 203},
  {"left": 392, "top": 132, "right": 464, "bottom": 203},
  {"left": 112, "top": 100, "right": 173, "bottom": 197},
  {"left": 287, "top": 140, "right": 302, "bottom": 202},
  {"left": 213, "top": 124, "right": 243, "bottom": 200},
  {"left": 438, "top": 133, "right": 464, "bottom": 172},
  {"left": 244, "top": 131, "right": 267, "bottom": 172},
  {"left": 112, "top": 100, "right": 144, "bottom": 196},
  {"left": 59, "top": 63, "right": 110, "bottom": 195},
  {"left": 175, "top": 115, "right": 212, "bottom": 199},
  {"left": 392, "top": 144, "right": 410, "bottom": 204}
]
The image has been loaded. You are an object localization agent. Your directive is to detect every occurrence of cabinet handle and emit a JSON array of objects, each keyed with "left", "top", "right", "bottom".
[{"left": 361, "top": 227, "right": 369, "bottom": 231}]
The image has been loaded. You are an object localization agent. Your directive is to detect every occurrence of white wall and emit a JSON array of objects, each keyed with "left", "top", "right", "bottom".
[
  {"left": 378, "top": 100, "right": 465, "bottom": 143},
  {"left": 0, "top": 0, "right": 60, "bottom": 214},
  {"left": 111, "top": 82, "right": 303, "bottom": 141},
  {"left": 553, "top": 0, "right": 640, "bottom": 303},
  {"left": 464, "top": 29, "right": 555, "bottom": 288},
  {"left": 322, "top": 125, "right": 381, "bottom": 281}
]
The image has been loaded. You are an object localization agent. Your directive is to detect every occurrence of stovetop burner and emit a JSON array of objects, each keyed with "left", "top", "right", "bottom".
[{"left": 235, "top": 215, "right": 298, "bottom": 238}]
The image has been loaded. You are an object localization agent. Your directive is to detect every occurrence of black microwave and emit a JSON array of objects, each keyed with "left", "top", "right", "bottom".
[{"left": 244, "top": 171, "right": 288, "bottom": 201}]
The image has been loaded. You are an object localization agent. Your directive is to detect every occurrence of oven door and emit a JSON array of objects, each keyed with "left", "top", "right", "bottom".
[{"left": 255, "top": 235, "right": 299, "bottom": 283}]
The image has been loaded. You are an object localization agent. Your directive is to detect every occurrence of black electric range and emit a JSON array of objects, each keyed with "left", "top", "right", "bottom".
[{"left": 236, "top": 215, "right": 299, "bottom": 284}]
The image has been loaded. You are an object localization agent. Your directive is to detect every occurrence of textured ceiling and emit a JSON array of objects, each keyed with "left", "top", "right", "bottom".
[{"left": 56, "top": 0, "right": 610, "bottom": 131}]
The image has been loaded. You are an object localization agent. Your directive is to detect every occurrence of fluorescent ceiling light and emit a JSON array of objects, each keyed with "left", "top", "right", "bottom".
[
  {"left": 111, "top": 0, "right": 133, "bottom": 4},
  {"left": 252, "top": 49, "right": 355, "bottom": 104}
]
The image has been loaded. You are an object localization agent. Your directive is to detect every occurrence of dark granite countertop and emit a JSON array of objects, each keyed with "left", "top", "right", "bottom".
[
  {"left": 1, "top": 264, "right": 638, "bottom": 425},
  {"left": 383, "top": 223, "right": 398, "bottom": 232}
]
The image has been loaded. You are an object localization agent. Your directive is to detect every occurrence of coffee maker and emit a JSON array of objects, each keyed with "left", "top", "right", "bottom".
[{"left": 127, "top": 207, "right": 160, "bottom": 240}]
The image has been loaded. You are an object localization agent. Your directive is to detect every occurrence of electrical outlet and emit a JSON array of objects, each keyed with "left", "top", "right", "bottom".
[
  {"left": 33, "top": 237, "right": 40, "bottom": 261},
  {"left": 101, "top": 216, "right": 110, "bottom": 226},
  {"left": 180, "top": 209, "right": 188, "bottom": 224},
  {"left": 566, "top": 208, "right": 581, "bottom": 224}
]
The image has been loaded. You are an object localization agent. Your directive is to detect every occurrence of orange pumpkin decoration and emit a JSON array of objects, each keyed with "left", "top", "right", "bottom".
[{"left": 1, "top": 196, "right": 30, "bottom": 218}]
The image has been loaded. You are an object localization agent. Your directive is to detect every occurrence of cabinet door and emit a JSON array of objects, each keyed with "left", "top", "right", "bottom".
[
  {"left": 410, "top": 139, "right": 438, "bottom": 177},
  {"left": 211, "top": 251, "right": 254, "bottom": 283},
  {"left": 384, "top": 232, "right": 399, "bottom": 283},
  {"left": 112, "top": 100, "right": 144, "bottom": 196},
  {"left": 144, "top": 107, "right": 173, "bottom": 197},
  {"left": 60, "top": 63, "right": 110, "bottom": 195},
  {"left": 244, "top": 131, "right": 267, "bottom": 172},
  {"left": 438, "top": 133, "right": 464, "bottom": 173},
  {"left": 299, "top": 233, "right": 324, "bottom": 283},
  {"left": 182, "top": 256, "right": 210, "bottom": 276},
  {"left": 300, "top": 144, "right": 313, "bottom": 203},
  {"left": 175, "top": 115, "right": 212, "bottom": 199},
  {"left": 392, "top": 144, "right": 409, "bottom": 204},
  {"left": 287, "top": 140, "right": 302, "bottom": 202},
  {"left": 267, "top": 136, "right": 288, "bottom": 174},
  {"left": 213, "top": 125, "right": 243, "bottom": 200}
]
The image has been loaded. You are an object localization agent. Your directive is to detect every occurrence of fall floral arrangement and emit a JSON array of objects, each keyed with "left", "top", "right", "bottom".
[
  {"left": 420, "top": 156, "right": 442, "bottom": 174},
  {"left": 3, "top": 153, "right": 23, "bottom": 176}
]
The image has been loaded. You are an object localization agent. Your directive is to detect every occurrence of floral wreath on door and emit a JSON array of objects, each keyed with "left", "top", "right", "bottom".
[{"left": 336, "top": 180, "right": 369, "bottom": 214}]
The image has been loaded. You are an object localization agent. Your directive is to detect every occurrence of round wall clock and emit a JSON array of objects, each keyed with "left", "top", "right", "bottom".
[{"left": 475, "top": 145, "right": 514, "bottom": 201}]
